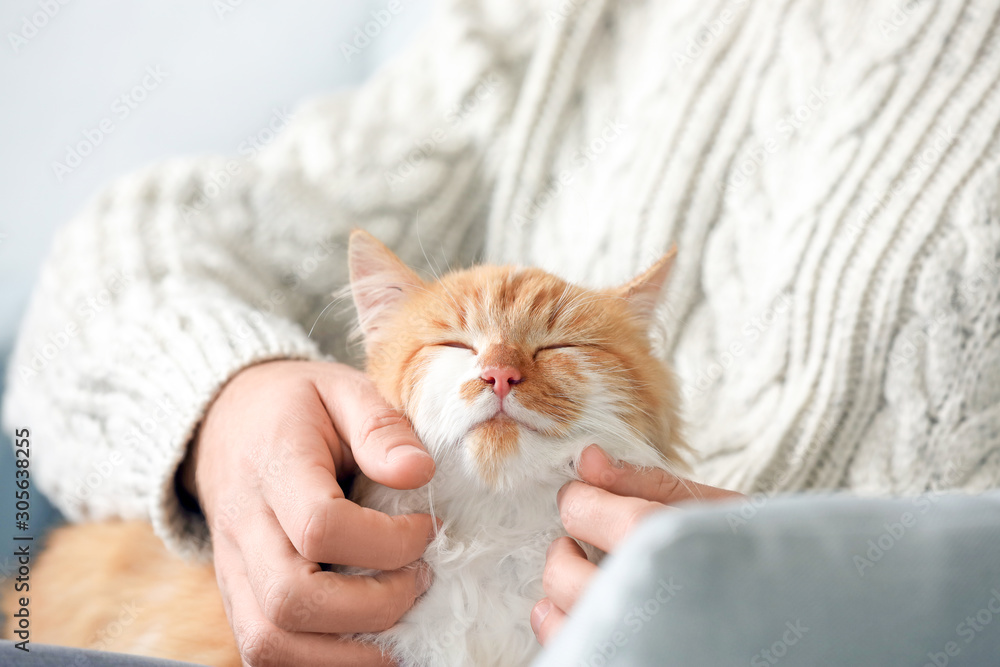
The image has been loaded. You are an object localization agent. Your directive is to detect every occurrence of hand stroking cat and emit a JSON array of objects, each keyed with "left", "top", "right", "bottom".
[{"left": 3, "top": 230, "right": 744, "bottom": 667}]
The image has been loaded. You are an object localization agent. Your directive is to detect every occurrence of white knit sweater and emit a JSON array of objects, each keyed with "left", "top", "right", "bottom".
[{"left": 4, "top": 0, "right": 1000, "bottom": 558}]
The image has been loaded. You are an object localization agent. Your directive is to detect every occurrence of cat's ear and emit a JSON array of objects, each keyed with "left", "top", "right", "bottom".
[
  {"left": 615, "top": 246, "right": 677, "bottom": 320},
  {"left": 348, "top": 229, "right": 423, "bottom": 342}
]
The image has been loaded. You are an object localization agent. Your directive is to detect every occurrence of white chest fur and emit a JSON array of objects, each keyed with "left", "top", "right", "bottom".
[{"left": 352, "top": 469, "right": 574, "bottom": 667}]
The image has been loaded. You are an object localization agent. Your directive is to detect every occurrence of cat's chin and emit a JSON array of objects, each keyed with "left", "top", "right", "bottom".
[
  {"left": 413, "top": 417, "right": 587, "bottom": 495},
  {"left": 457, "top": 424, "right": 582, "bottom": 496},
  {"left": 475, "top": 413, "right": 542, "bottom": 434}
]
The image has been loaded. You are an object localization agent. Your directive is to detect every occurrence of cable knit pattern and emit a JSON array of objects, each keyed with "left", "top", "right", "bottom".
[{"left": 3, "top": 0, "right": 1000, "bottom": 558}]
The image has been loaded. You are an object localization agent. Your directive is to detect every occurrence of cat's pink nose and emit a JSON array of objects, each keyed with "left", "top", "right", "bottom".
[{"left": 481, "top": 365, "right": 522, "bottom": 399}]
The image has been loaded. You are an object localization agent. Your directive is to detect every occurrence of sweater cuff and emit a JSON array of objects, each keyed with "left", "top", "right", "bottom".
[{"left": 138, "top": 292, "right": 327, "bottom": 560}]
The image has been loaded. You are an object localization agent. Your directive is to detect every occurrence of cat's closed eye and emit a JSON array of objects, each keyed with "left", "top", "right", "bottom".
[
  {"left": 533, "top": 344, "right": 578, "bottom": 359},
  {"left": 437, "top": 341, "right": 477, "bottom": 353}
]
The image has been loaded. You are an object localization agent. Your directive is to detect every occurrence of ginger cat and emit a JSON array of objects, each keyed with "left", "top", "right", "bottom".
[{"left": 4, "top": 230, "right": 688, "bottom": 666}]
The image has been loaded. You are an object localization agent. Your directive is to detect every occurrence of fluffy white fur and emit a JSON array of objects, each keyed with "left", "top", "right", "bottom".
[{"left": 350, "top": 344, "right": 675, "bottom": 667}]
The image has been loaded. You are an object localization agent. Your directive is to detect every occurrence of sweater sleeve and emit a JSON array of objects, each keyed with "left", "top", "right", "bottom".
[{"left": 0, "top": 0, "right": 539, "bottom": 558}]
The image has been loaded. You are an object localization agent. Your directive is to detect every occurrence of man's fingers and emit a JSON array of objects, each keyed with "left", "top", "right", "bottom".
[
  {"left": 239, "top": 513, "right": 431, "bottom": 634},
  {"left": 314, "top": 365, "right": 435, "bottom": 489},
  {"left": 577, "top": 445, "right": 744, "bottom": 504},
  {"left": 260, "top": 466, "right": 436, "bottom": 568},
  {"left": 542, "top": 537, "right": 597, "bottom": 614},
  {"left": 558, "top": 481, "right": 664, "bottom": 552},
  {"left": 215, "top": 540, "right": 395, "bottom": 667},
  {"left": 530, "top": 598, "right": 567, "bottom": 646},
  {"left": 260, "top": 429, "right": 345, "bottom": 552}
]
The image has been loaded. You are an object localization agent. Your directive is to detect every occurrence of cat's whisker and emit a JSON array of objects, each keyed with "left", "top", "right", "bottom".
[
  {"left": 413, "top": 223, "right": 444, "bottom": 282},
  {"left": 307, "top": 290, "right": 354, "bottom": 340}
]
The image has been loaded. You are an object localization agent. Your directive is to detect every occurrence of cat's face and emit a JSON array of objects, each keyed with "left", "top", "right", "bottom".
[{"left": 348, "top": 230, "right": 685, "bottom": 492}]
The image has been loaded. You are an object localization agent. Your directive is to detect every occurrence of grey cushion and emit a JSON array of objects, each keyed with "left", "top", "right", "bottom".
[{"left": 534, "top": 492, "right": 1000, "bottom": 666}]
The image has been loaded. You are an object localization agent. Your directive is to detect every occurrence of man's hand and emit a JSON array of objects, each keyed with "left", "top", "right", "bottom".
[
  {"left": 530, "top": 444, "right": 743, "bottom": 645},
  {"left": 185, "top": 360, "right": 437, "bottom": 666}
]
